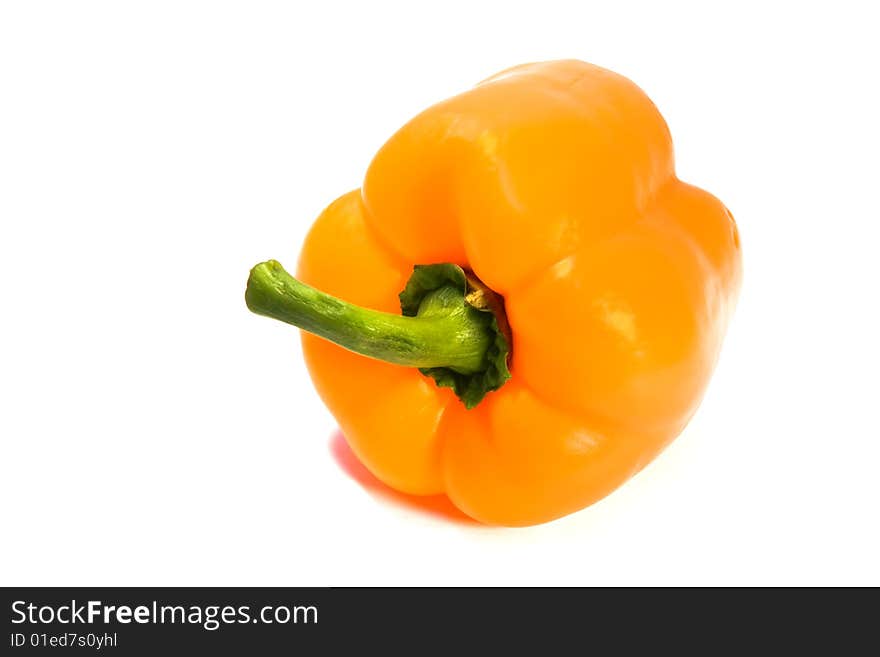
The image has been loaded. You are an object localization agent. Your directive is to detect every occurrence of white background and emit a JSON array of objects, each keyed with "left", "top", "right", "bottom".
[{"left": 2, "top": 1, "right": 878, "bottom": 586}]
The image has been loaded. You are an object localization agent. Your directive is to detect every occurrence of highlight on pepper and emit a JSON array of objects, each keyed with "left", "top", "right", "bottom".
[{"left": 245, "top": 60, "right": 742, "bottom": 526}]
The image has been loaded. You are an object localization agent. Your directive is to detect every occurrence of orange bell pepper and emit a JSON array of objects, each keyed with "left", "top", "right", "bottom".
[{"left": 246, "top": 60, "right": 742, "bottom": 526}]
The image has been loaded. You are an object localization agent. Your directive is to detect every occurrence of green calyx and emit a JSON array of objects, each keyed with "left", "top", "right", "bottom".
[
  {"left": 245, "top": 261, "right": 511, "bottom": 408},
  {"left": 398, "top": 264, "right": 511, "bottom": 408}
]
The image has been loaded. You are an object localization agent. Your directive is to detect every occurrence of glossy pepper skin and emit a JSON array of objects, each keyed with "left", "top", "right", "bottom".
[{"left": 289, "top": 60, "right": 741, "bottom": 526}]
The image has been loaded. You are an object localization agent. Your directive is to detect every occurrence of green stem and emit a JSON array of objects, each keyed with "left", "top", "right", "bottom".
[{"left": 246, "top": 260, "right": 491, "bottom": 374}]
